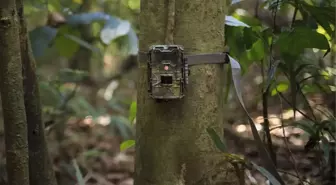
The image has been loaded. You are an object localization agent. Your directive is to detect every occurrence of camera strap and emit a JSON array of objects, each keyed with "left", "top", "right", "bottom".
[{"left": 185, "top": 52, "right": 229, "bottom": 66}]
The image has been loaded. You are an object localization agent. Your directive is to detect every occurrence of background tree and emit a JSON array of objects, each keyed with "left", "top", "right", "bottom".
[
  {"left": 0, "top": 0, "right": 30, "bottom": 185},
  {"left": 134, "top": 0, "right": 239, "bottom": 184},
  {"left": 16, "top": 0, "right": 58, "bottom": 184}
]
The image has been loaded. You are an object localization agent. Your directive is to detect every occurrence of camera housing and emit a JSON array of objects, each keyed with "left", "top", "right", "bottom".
[{"left": 147, "top": 45, "right": 188, "bottom": 100}]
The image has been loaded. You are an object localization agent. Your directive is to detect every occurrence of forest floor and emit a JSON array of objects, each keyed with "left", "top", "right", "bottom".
[
  {"left": 1, "top": 107, "right": 333, "bottom": 185},
  {"left": 48, "top": 109, "right": 334, "bottom": 185}
]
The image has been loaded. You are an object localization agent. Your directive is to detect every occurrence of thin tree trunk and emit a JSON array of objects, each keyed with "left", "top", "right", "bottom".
[
  {"left": 134, "top": 0, "right": 238, "bottom": 185},
  {"left": 0, "top": 0, "right": 30, "bottom": 185},
  {"left": 16, "top": 0, "right": 58, "bottom": 184}
]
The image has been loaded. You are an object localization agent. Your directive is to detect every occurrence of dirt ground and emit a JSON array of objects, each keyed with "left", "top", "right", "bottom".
[{"left": 1, "top": 109, "right": 333, "bottom": 185}]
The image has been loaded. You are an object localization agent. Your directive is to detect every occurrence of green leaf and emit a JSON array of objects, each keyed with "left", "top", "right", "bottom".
[
  {"left": 110, "top": 116, "right": 133, "bottom": 140},
  {"left": 69, "top": 96, "right": 100, "bottom": 118},
  {"left": 57, "top": 68, "right": 89, "bottom": 83},
  {"left": 321, "top": 136, "right": 330, "bottom": 164},
  {"left": 128, "top": 101, "right": 137, "bottom": 124},
  {"left": 54, "top": 26, "right": 81, "bottom": 57},
  {"left": 245, "top": 38, "right": 265, "bottom": 61},
  {"left": 127, "top": 0, "right": 140, "bottom": 10},
  {"left": 63, "top": 34, "right": 101, "bottom": 54},
  {"left": 271, "top": 82, "right": 289, "bottom": 96},
  {"left": 47, "top": 0, "right": 62, "bottom": 11},
  {"left": 300, "top": 3, "right": 335, "bottom": 37},
  {"left": 81, "top": 149, "right": 103, "bottom": 158},
  {"left": 224, "top": 26, "right": 246, "bottom": 57},
  {"left": 225, "top": 30, "right": 254, "bottom": 73},
  {"left": 243, "top": 27, "right": 260, "bottom": 49},
  {"left": 326, "top": 119, "right": 336, "bottom": 132},
  {"left": 301, "top": 84, "right": 321, "bottom": 94},
  {"left": 251, "top": 162, "right": 282, "bottom": 185},
  {"left": 295, "top": 80, "right": 318, "bottom": 122},
  {"left": 120, "top": 140, "right": 135, "bottom": 151},
  {"left": 39, "top": 81, "right": 62, "bottom": 107},
  {"left": 206, "top": 128, "right": 227, "bottom": 152},
  {"left": 72, "top": 159, "right": 85, "bottom": 185},
  {"left": 275, "top": 27, "right": 330, "bottom": 55},
  {"left": 287, "top": 120, "right": 316, "bottom": 136}
]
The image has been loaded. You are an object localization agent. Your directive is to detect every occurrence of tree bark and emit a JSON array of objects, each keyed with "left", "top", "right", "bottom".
[
  {"left": 0, "top": 0, "right": 30, "bottom": 185},
  {"left": 135, "top": 0, "right": 239, "bottom": 185},
  {"left": 16, "top": 0, "right": 58, "bottom": 185}
]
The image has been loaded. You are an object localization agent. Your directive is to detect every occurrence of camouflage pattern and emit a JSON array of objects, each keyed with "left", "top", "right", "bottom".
[{"left": 147, "top": 45, "right": 186, "bottom": 99}]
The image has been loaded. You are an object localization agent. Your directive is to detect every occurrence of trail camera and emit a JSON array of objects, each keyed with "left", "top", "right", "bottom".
[
  {"left": 147, "top": 45, "right": 187, "bottom": 99},
  {"left": 145, "top": 44, "right": 229, "bottom": 100}
]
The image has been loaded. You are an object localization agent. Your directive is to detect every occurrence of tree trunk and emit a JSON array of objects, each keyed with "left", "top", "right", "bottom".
[
  {"left": 16, "top": 0, "right": 58, "bottom": 185},
  {"left": 135, "top": 0, "right": 239, "bottom": 185},
  {"left": 0, "top": 1, "right": 30, "bottom": 185}
]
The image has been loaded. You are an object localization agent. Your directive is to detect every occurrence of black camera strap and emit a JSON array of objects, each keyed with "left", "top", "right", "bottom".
[{"left": 185, "top": 52, "right": 229, "bottom": 66}]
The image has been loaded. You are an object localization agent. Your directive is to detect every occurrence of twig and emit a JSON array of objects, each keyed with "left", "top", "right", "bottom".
[
  {"left": 90, "top": 172, "right": 115, "bottom": 185},
  {"left": 262, "top": 0, "right": 280, "bottom": 168},
  {"left": 44, "top": 83, "right": 79, "bottom": 133},
  {"left": 277, "top": 169, "right": 315, "bottom": 185},
  {"left": 277, "top": 92, "right": 315, "bottom": 122},
  {"left": 290, "top": 0, "right": 299, "bottom": 29},
  {"left": 276, "top": 87, "right": 305, "bottom": 185},
  {"left": 74, "top": 170, "right": 93, "bottom": 185}
]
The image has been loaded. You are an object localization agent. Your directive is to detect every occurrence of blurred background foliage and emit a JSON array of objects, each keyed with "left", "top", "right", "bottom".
[
  {"left": 0, "top": 0, "right": 335, "bottom": 184},
  {"left": 24, "top": 0, "right": 141, "bottom": 140}
]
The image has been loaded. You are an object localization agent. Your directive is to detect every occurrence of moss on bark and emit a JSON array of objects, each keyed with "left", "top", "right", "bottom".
[
  {"left": 135, "top": 0, "right": 239, "bottom": 185},
  {"left": 0, "top": 1, "right": 30, "bottom": 185},
  {"left": 15, "top": 0, "right": 58, "bottom": 184}
]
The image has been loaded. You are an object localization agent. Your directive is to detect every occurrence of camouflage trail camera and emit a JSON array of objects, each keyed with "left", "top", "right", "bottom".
[
  {"left": 142, "top": 44, "right": 229, "bottom": 101},
  {"left": 146, "top": 45, "right": 187, "bottom": 99}
]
